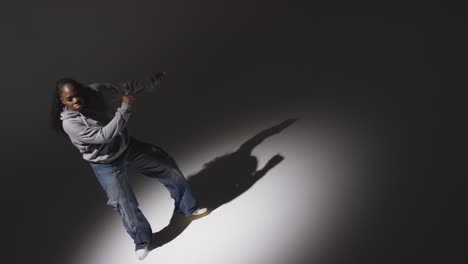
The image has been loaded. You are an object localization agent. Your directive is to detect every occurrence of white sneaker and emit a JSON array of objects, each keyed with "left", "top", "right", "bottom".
[
  {"left": 135, "top": 245, "right": 149, "bottom": 261},
  {"left": 190, "top": 207, "right": 208, "bottom": 216}
]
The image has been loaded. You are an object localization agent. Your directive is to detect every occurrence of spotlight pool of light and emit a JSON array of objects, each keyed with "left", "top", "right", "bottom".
[{"left": 68, "top": 115, "right": 363, "bottom": 264}]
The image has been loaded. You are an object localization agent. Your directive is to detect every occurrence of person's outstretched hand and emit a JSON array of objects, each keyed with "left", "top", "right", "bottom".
[
  {"left": 122, "top": 89, "right": 136, "bottom": 105},
  {"left": 155, "top": 71, "right": 167, "bottom": 80}
]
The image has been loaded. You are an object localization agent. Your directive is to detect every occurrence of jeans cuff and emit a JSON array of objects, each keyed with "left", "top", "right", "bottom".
[
  {"left": 173, "top": 204, "right": 199, "bottom": 216},
  {"left": 135, "top": 241, "right": 149, "bottom": 250}
]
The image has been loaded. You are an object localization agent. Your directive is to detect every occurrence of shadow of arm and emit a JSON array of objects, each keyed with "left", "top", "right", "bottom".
[{"left": 252, "top": 154, "right": 284, "bottom": 179}]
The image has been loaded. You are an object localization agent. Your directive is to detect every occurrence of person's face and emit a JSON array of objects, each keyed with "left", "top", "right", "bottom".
[{"left": 60, "top": 83, "right": 86, "bottom": 111}]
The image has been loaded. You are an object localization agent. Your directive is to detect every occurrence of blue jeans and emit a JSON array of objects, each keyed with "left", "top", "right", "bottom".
[{"left": 89, "top": 136, "right": 199, "bottom": 250}]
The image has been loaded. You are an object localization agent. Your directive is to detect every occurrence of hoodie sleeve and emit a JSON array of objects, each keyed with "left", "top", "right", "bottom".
[
  {"left": 63, "top": 103, "right": 132, "bottom": 144},
  {"left": 118, "top": 72, "right": 162, "bottom": 96}
]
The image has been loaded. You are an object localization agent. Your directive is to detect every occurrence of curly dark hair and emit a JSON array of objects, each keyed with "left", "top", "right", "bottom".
[{"left": 49, "top": 78, "right": 88, "bottom": 138}]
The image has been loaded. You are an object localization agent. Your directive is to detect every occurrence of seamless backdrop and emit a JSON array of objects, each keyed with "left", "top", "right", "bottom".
[{"left": 0, "top": 1, "right": 464, "bottom": 264}]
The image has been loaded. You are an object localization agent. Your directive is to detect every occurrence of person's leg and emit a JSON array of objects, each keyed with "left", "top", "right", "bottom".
[
  {"left": 125, "top": 137, "right": 200, "bottom": 216},
  {"left": 89, "top": 156, "right": 152, "bottom": 250}
]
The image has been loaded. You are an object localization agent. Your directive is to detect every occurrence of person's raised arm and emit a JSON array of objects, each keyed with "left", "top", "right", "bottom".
[
  {"left": 119, "top": 71, "right": 167, "bottom": 96},
  {"left": 63, "top": 91, "right": 136, "bottom": 144}
]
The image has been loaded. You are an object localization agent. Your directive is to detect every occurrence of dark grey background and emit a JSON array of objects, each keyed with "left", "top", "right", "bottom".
[{"left": 1, "top": 1, "right": 464, "bottom": 263}]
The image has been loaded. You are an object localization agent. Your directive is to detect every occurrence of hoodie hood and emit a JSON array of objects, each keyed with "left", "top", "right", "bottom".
[
  {"left": 60, "top": 106, "right": 82, "bottom": 120},
  {"left": 60, "top": 106, "right": 92, "bottom": 128}
]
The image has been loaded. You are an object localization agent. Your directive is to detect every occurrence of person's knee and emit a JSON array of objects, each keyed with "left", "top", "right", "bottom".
[
  {"left": 107, "top": 199, "right": 120, "bottom": 211},
  {"left": 166, "top": 167, "right": 187, "bottom": 182},
  {"left": 107, "top": 199, "right": 138, "bottom": 231}
]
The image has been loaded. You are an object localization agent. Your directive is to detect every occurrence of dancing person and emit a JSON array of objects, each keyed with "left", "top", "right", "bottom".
[{"left": 50, "top": 72, "right": 207, "bottom": 260}]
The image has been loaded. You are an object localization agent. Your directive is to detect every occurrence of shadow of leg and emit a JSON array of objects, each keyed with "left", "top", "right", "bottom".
[{"left": 149, "top": 213, "right": 193, "bottom": 251}]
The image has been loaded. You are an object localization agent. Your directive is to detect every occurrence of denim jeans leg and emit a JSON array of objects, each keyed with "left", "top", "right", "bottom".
[
  {"left": 125, "top": 137, "right": 199, "bottom": 216},
  {"left": 90, "top": 158, "right": 152, "bottom": 250}
]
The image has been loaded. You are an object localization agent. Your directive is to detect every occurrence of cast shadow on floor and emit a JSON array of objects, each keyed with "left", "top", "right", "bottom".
[{"left": 149, "top": 118, "right": 298, "bottom": 250}]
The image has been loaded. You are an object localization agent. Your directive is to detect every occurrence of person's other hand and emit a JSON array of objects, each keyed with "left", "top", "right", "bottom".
[
  {"left": 155, "top": 71, "right": 167, "bottom": 80},
  {"left": 122, "top": 89, "right": 136, "bottom": 105}
]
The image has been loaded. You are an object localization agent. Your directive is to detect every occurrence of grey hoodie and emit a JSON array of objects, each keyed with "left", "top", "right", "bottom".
[{"left": 60, "top": 74, "right": 161, "bottom": 163}]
